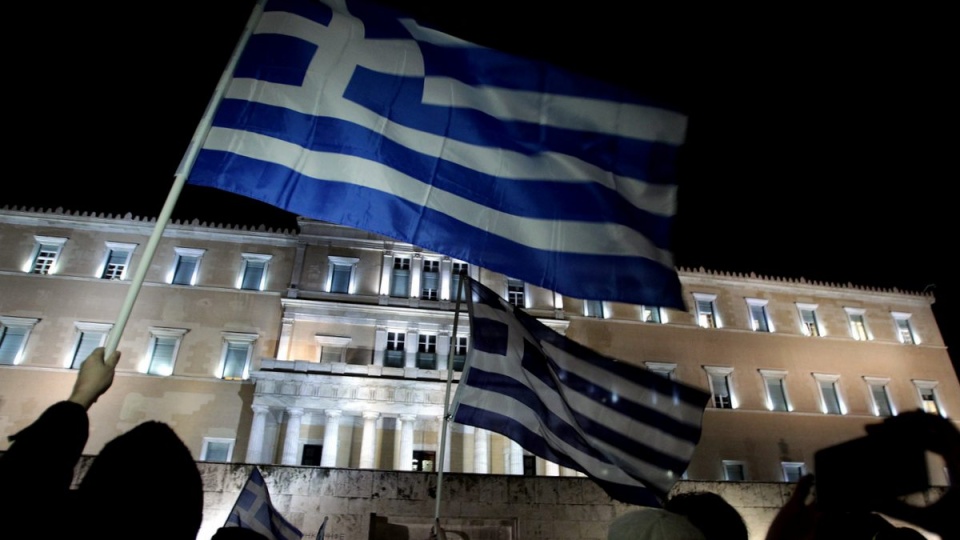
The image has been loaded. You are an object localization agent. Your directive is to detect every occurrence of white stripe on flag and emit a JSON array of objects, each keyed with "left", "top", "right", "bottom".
[{"left": 202, "top": 128, "right": 674, "bottom": 263}]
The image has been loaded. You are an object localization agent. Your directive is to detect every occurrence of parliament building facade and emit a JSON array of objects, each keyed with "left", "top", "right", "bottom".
[{"left": 1, "top": 206, "right": 957, "bottom": 534}]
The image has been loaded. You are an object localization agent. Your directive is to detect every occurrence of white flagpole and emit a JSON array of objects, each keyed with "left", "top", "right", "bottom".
[
  {"left": 433, "top": 272, "right": 467, "bottom": 522},
  {"left": 104, "top": 0, "right": 267, "bottom": 355}
]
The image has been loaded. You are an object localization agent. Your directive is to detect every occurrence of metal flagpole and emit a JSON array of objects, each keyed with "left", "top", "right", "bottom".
[
  {"left": 433, "top": 272, "right": 468, "bottom": 522},
  {"left": 104, "top": 0, "right": 268, "bottom": 355}
]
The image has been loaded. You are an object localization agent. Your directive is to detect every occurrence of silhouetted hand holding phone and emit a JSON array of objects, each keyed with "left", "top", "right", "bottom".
[{"left": 865, "top": 411, "right": 959, "bottom": 539}]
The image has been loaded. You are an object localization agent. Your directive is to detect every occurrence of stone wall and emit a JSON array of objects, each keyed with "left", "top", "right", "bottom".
[{"left": 91, "top": 459, "right": 797, "bottom": 540}]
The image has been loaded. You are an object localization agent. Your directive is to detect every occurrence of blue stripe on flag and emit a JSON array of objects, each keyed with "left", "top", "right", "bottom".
[
  {"left": 462, "top": 363, "right": 690, "bottom": 473},
  {"left": 235, "top": 34, "right": 318, "bottom": 86},
  {"left": 206, "top": 97, "right": 676, "bottom": 242},
  {"left": 454, "top": 403, "right": 663, "bottom": 507},
  {"left": 343, "top": 68, "right": 682, "bottom": 184},
  {"left": 190, "top": 152, "right": 684, "bottom": 305},
  {"left": 415, "top": 41, "right": 668, "bottom": 107},
  {"left": 518, "top": 341, "right": 703, "bottom": 445}
]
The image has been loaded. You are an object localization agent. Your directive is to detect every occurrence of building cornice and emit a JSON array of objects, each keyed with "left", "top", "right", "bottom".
[
  {"left": 678, "top": 266, "right": 933, "bottom": 305},
  {"left": 0, "top": 206, "right": 298, "bottom": 247}
]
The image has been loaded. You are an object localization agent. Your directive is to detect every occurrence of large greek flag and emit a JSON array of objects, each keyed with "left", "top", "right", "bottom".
[
  {"left": 187, "top": 0, "right": 688, "bottom": 308},
  {"left": 452, "top": 277, "right": 710, "bottom": 504}
]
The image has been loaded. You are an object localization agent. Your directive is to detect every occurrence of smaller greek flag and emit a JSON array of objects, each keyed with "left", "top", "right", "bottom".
[
  {"left": 452, "top": 277, "right": 710, "bottom": 504},
  {"left": 223, "top": 467, "right": 303, "bottom": 540}
]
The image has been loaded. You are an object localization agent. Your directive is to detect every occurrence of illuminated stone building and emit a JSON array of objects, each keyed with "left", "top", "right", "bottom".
[{"left": 1, "top": 206, "right": 956, "bottom": 537}]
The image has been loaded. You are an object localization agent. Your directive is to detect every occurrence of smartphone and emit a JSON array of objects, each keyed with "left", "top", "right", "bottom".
[{"left": 814, "top": 432, "right": 929, "bottom": 512}]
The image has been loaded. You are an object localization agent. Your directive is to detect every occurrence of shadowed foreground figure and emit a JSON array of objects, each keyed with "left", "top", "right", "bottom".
[
  {"left": 664, "top": 491, "right": 749, "bottom": 540},
  {"left": 0, "top": 348, "right": 203, "bottom": 539},
  {"left": 765, "top": 411, "right": 959, "bottom": 540}
]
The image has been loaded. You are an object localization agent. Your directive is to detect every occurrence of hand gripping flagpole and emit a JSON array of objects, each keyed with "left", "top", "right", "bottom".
[
  {"left": 434, "top": 272, "right": 467, "bottom": 523},
  {"left": 103, "top": 0, "right": 267, "bottom": 355}
]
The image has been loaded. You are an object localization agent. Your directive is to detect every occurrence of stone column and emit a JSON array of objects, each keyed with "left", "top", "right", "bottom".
[
  {"left": 276, "top": 317, "right": 294, "bottom": 361},
  {"left": 436, "top": 330, "right": 450, "bottom": 371},
  {"left": 405, "top": 329, "right": 418, "bottom": 368},
  {"left": 320, "top": 410, "right": 342, "bottom": 467},
  {"left": 440, "top": 417, "right": 453, "bottom": 472},
  {"left": 473, "top": 428, "right": 490, "bottom": 474},
  {"left": 411, "top": 253, "right": 423, "bottom": 299},
  {"left": 439, "top": 257, "right": 453, "bottom": 301},
  {"left": 508, "top": 439, "right": 523, "bottom": 475},
  {"left": 245, "top": 404, "right": 270, "bottom": 463},
  {"left": 543, "top": 458, "right": 560, "bottom": 477},
  {"left": 359, "top": 411, "right": 380, "bottom": 469},
  {"left": 398, "top": 414, "right": 416, "bottom": 471},
  {"left": 379, "top": 252, "right": 394, "bottom": 297},
  {"left": 373, "top": 326, "right": 388, "bottom": 367},
  {"left": 280, "top": 407, "right": 304, "bottom": 465}
]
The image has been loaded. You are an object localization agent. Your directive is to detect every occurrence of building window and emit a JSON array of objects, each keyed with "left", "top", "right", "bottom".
[
  {"left": 28, "top": 236, "right": 67, "bottom": 275},
  {"left": 507, "top": 279, "right": 525, "bottom": 307},
  {"left": 0, "top": 317, "right": 39, "bottom": 366},
  {"left": 584, "top": 300, "right": 604, "bottom": 318},
  {"left": 913, "top": 380, "right": 943, "bottom": 416},
  {"left": 747, "top": 299, "right": 772, "bottom": 332},
  {"left": 200, "top": 438, "right": 235, "bottom": 462},
  {"left": 327, "top": 256, "right": 358, "bottom": 294},
  {"left": 452, "top": 336, "right": 468, "bottom": 371},
  {"left": 693, "top": 293, "right": 719, "bottom": 328},
  {"left": 417, "top": 334, "right": 437, "bottom": 369},
  {"left": 412, "top": 450, "right": 436, "bottom": 472},
  {"left": 523, "top": 454, "right": 537, "bottom": 476},
  {"left": 171, "top": 247, "right": 204, "bottom": 286},
  {"left": 782, "top": 462, "right": 806, "bottom": 482},
  {"left": 144, "top": 328, "right": 187, "bottom": 376},
  {"left": 641, "top": 306, "right": 662, "bottom": 324},
  {"left": 645, "top": 362, "right": 676, "bottom": 380},
  {"left": 760, "top": 369, "right": 790, "bottom": 412},
  {"left": 70, "top": 322, "right": 112, "bottom": 369},
  {"left": 722, "top": 460, "right": 746, "bottom": 481},
  {"left": 450, "top": 262, "right": 469, "bottom": 301},
  {"left": 238, "top": 253, "right": 271, "bottom": 291},
  {"left": 420, "top": 259, "right": 440, "bottom": 300},
  {"left": 704, "top": 366, "right": 735, "bottom": 409},
  {"left": 845, "top": 307, "right": 870, "bottom": 341},
  {"left": 814, "top": 373, "right": 845, "bottom": 415},
  {"left": 892, "top": 312, "right": 918, "bottom": 345},
  {"left": 301, "top": 444, "right": 323, "bottom": 466},
  {"left": 797, "top": 303, "right": 821, "bottom": 337},
  {"left": 385, "top": 331, "right": 405, "bottom": 368},
  {"left": 100, "top": 242, "right": 136, "bottom": 280},
  {"left": 864, "top": 377, "right": 895, "bottom": 417},
  {"left": 390, "top": 257, "right": 411, "bottom": 297},
  {"left": 315, "top": 334, "right": 351, "bottom": 364},
  {"left": 218, "top": 332, "right": 257, "bottom": 380}
]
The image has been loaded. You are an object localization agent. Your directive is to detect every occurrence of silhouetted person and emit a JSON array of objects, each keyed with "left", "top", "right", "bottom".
[
  {"left": 665, "top": 491, "right": 749, "bottom": 540},
  {"left": 0, "top": 347, "right": 203, "bottom": 539},
  {"left": 766, "top": 411, "right": 959, "bottom": 540}
]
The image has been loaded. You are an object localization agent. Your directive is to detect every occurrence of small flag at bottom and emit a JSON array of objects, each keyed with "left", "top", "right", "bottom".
[
  {"left": 316, "top": 516, "right": 328, "bottom": 540},
  {"left": 223, "top": 467, "right": 303, "bottom": 540}
]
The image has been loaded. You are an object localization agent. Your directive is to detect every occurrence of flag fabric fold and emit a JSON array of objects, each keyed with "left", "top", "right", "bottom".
[
  {"left": 452, "top": 277, "right": 710, "bottom": 504},
  {"left": 316, "top": 516, "right": 328, "bottom": 540},
  {"left": 222, "top": 467, "right": 304, "bottom": 540},
  {"left": 187, "top": 0, "right": 688, "bottom": 309}
]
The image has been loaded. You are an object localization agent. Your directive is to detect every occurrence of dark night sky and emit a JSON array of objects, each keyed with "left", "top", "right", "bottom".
[{"left": 3, "top": 1, "right": 956, "bottom": 374}]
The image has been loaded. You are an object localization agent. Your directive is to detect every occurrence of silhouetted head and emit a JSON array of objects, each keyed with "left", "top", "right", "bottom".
[
  {"left": 77, "top": 421, "right": 203, "bottom": 539},
  {"left": 664, "top": 492, "right": 748, "bottom": 540},
  {"left": 608, "top": 508, "right": 706, "bottom": 540}
]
